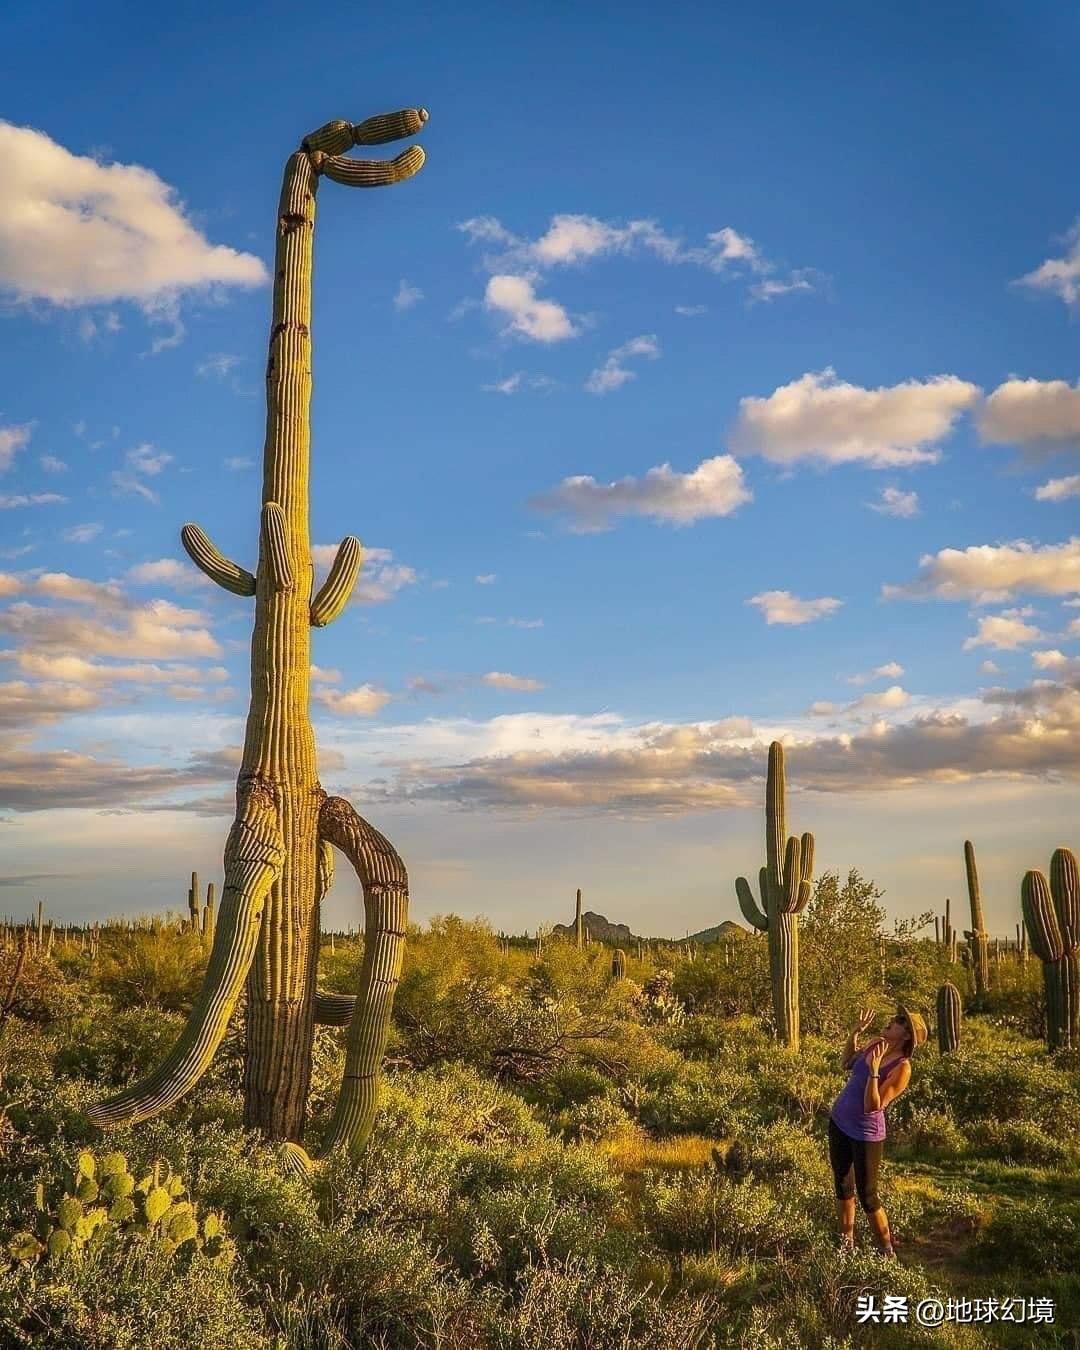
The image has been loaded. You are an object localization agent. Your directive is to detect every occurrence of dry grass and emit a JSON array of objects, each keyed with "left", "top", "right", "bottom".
[{"left": 600, "top": 1129, "right": 724, "bottom": 1176}]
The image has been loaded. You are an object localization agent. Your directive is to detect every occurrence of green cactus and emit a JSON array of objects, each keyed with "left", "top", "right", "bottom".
[
  {"left": 962, "top": 841, "right": 990, "bottom": 1001},
  {"left": 188, "top": 871, "right": 202, "bottom": 933},
  {"left": 1022, "top": 848, "right": 1079, "bottom": 1051},
  {"left": 735, "top": 741, "right": 815, "bottom": 1049},
  {"left": 574, "top": 888, "right": 584, "bottom": 950},
  {"left": 87, "top": 109, "right": 428, "bottom": 1163},
  {"left": 611, "top": 948, "right": 627, "bottom": 980},
  {"left": 936, "top": 981, "right": 962, "bottom": 1053}
]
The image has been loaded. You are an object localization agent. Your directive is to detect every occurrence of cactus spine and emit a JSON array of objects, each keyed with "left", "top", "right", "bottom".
[
  {"left": 936, "top": 981, "right": 962, "bottom": 1053},
  {"left": 87, "top": 109, "right": 428, "bottom": 1160},
  {"left": 611, "top": 948, "right": 626, "bottom": 980},
  {"left": 963, "top": 841, "right": 990, "bottom": 1001},
  {"left": 1022, "top": 849, "right": 1079, "bottom": 1052},
  {"left": 735, "top": 741, "right": 815, "bottom": 1050}
]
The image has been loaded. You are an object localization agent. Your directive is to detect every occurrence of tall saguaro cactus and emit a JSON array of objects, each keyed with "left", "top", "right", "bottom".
[
  {"left": 87, "top": 109, "right": 429, "bottom": 1163},
  {"left": 574, "top": 889, "right": 584, "bottom": 950},
  {"left": 735, "top": 741, "right": 815, "bottom": 1049},
  {"left": 962, "top": 841, "right": 990, "bottom": 1001},
  {"left": 936, "top": 981, "right": 962, "bottom": 1054},
  {"left": 1022, "top": 848, "right": 1079, "bottom": 1052}
]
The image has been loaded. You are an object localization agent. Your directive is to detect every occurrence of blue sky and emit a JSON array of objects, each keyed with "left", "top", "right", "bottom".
[{"left": 1, "top": 0, "right": 1077, "bottom": 937}]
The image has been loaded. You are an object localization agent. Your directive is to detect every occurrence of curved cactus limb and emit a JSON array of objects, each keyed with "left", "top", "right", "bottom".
[
  {"left": 312, "top": 145, "right": 426, "bottom": 189},
  {"left": 88, "top": 798, "right": 284, "bottom": 1127},
  {"left": 180, "top": 523, "right": 256, "bottom": 596},
  {"left": 314, "top": 991, "right": 357, "bottom": 1026},
  {"left": 316, "top": 795, "right": 408, "bottom": 1157},
  {"left": 310, "top": 537, "right": 362, "bottom": 627},
  {"left": 735, "top": 876, "right": 768, "bottom": 931}
]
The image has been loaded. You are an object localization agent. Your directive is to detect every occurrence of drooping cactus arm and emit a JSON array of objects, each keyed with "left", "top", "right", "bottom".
[
  {"left": 735, "top": 875, "right": 768, "bottom": 931},
  {"left": 88, "top": 798, "right": 284, "bottom": 1128},
  {"left": 311, "top": 537, "right": 362, "bottom": 627},
  {"left": 316, "top": 795, "right": 408, "bottom": 1157},
  {"left": 181, "top": 523, "right": 256, "bottom": 596}
]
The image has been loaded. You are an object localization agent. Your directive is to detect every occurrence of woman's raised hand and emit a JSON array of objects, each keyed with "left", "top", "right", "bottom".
[{"left": 854, "top": 1007, "right": 877, "bottom": 1034}]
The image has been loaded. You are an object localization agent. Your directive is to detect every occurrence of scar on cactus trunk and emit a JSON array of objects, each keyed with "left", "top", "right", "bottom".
[
  {"left": 86, "top": 109, "right": 429, "bottom": 1166},
  {"left": 735, "top": 741, "right": 814, "bottom": 1050}
]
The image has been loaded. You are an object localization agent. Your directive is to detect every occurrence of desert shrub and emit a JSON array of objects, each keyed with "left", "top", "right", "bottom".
[
  {"left": 966, "top": 1118, "right": 1075, "bottom": 1169},
  {"left": 972, "top": 1196, "right": 1080, "bottom": 1274},
  {"left": 0, "top": 949, "right": 81, "bottom": 1025},
  {"left": 640, "top": 1170, "right": 815, "bottom": 1263},
  {"left": 93, "top": 928, "right": 207, "bottom": 1011},
  {"left": 892, "top": 1107, "right": 968, "bottom": 1158},
  {"left": 52, "top": 1005, "right": 184, "bottom": 1088}
]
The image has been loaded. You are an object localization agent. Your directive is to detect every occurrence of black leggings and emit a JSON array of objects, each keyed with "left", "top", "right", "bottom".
[{"left": 828, "top": 1117, "right": 883, "bottom": 1213}]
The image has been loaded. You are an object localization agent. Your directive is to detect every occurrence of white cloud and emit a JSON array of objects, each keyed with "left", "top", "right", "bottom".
[
  {"left": 196, "top": 353, "right": 241, "bottom": 379},
  {"left": 481, "top": 372, "right": 555, "bottom": 395},
  {"left": 0, "top": 493, "right": 66, "bottom": 509},
  {"left": 1035, "top": 474, "right": 1080, "bottom": 502},
  {"left": 845, "top": 685, "right": 911, "bottom": 716},
  {"left": 530, "top": 454, "right": 751, "bottom": 530},
  {"left": 393, "top": 279, "right": 423, "bottom": 311},
  {"left": 884, "top": 538, "right": 1080, "bottom": 602},
  {"left": 310, "top": 664, "right": 341, "bottom": 684},
  {"left": 0, "top": 423, "right": 31, "bottom": 473},
  {"left": 475, "top": 574, "right": 497, "bottom": 585},
  {"left": 126, "top": 558, "right": 207, "bottom": 590},
  {"left": 977, "top": 378, "right": 1080, "bottom": 454},
  {"left": 484, "top": 274, "right": 577, "bottom": 343},
  {"left": 39, "top": 455, "right": 66, "bottom": 474},
  {"left": 62, "top": 522, "right": 103, "bottom": 544},
  {"left": 730, "top": 368, "right": 979, "bottom": 469},
  {"left": 1014, "top": 220, "right": 1080, "bottom": 307},
  {"left": 868, "top": 486, "right": 920, "bottom": 518},
  {"left": 224, "top": 456, "right": 254, "bottom": 471},
  {"left": 482, "top": 671, "right": 546, "bottom": 692},
  {"left": 0, "top": 121, "right": 267, "bottom": 311},
  {"left": 747, "top": 591, "right": 843, "bottom": 625},
  {"left": 979, "top": 660, "right": 1001, "bottom": 675},
  {"left": 1032, "top": 649, "right": 1069, "bottom": 670},
  {"left": 674, "top": 304, "right": 707, "bottom": 316},
  {"left": 847, "top": 661, "right": 905, "bottom": 686},
  {"left": 749, "top": 269, "right": 820, "bottom": 303},
  {"left": 126, "top": 443, "right": 171, "bottom": 476},
  {"left": 962, "top": 613, "right": 1044, "bottom": 650},
  {"left": 313, "top": 683, "right": 392, "bottom": 717},
  {"left": 508, "top": 617, "right": 543, "bottom": 629},
  {"left": 584, "top": 334, "right": 660, "bottom": 395}
]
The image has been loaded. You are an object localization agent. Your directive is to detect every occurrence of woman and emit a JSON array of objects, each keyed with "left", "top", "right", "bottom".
[{"left": 828, "top": 1004, "right": 928, "bottom": 1258}]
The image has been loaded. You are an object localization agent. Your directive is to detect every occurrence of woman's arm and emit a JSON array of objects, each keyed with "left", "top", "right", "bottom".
[{"left": 863, "top": 1051, "right": 911, "bottom": 1111}]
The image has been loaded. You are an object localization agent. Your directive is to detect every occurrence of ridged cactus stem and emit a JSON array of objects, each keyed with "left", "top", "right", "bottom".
[
  {"left": 204, "top": 883, "right": 216, "bottom": 944},
  {"left": 188, "top": 872, "right": 201, "bottom": 933},
  {"left": 963, "top": 841, "right": 990, "bottom": 1000},
  {"left": 1021, "top": 852, "right": 1079, "bottom": 1052},
  {"left": 574, "top": 889, "right": 583, "bottom": 950},
  {"left": 734, "top": 741, "right": 814, "bottom": 1050},
  {"left": 88, "top": 108, "right": 427, "bottom": 1150},
  {"left": 936, "top": 981, "right": 962, "bottom": 1054},
  {"left": 611, "top": 948, "right": 626, "bottom": 980}
]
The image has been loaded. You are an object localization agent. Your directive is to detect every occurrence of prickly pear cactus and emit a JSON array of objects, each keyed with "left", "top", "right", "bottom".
[
  {"left": 936, "top": 981, "right": 962, "bottom": 1054},
  {"left": 5, "top": 1149, "right": 232, "bottom": 1267}
]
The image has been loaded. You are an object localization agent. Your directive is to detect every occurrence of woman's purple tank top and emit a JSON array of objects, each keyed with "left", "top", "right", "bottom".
[{"left": 830, "top": 1052, "right": 908, "bottom": 1142}]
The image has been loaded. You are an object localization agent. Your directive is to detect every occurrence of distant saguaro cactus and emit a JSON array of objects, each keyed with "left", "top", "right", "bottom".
[
  {"left": 735, "top": 741, "right": 814, "bottom": 1050},
  {"left": 574, "top": 889, "right": 584, "bottom": 950},
  {"left": 936, "top": 981, "right": 962, "bottom": 1053},
  {"left": 963, "top": 841, "right": 990, "bottom": 1001},
  {"left": 87, "top": 108, "right": 429, "bottom": 1168},
  {"left": 611, "top": 948, "right": 626, "bottom": 980},
  {"left": 1022, "top": 848, "right": 1079, "bottom": 1052}
]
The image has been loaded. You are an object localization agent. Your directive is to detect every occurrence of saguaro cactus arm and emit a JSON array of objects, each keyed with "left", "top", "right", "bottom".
[
  {"left": 181, "top": 523, "right": 256, "bottom": 597},
  {"left": 1050, "top": 848, "right": 1079, "bottom": 951},
  {"left": 1022, "top": 871, "right": 1064, "bottom": 964},
  {"left": 261, "top": 503, "right": 294, "bottom": 591},
  {"left": 88, "top": 797, "right": 285, "bottom": 1127},
  {"left": 735, "top": 875, "right": 768, "bottom": 931},
  {"left": 310, "top": 536, "right": 362, "bottom": 627},
  {"left": 316, "top": 795, "right": 409, "bottom": 1157}
]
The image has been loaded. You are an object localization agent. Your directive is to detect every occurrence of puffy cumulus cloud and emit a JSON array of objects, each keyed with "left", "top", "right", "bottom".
[
  {"left": 0, "top": 742, "right": 239, "bottom": 812},
  {"left": 0, "top": 596, "right": 220, "bottom": 660},
  {"left": 962, "top": 612, "right": 1044, "bottom": 650},
  {"left": 313, "top": 683, "right": 393, "bottom": 717},
  {"left": 1035, "top": 474, "right": 1080, "bottom": 502},
  {"left": 0, "top": 574, "right": 22, "bottom": 597},
  {"left": 584, "top": 334, "right": 660, "bottom": 395},
  {"left": 0, "top": 680, "right": 100, "bottom": 728},
  {"left": 311, "top": 544, "right": 417, "bottom": 604},
  {"left": 1032, "top": 649, "right": 1071, "bottom": 671},
  {"left": 977, "top": 378, "right": 1080, "bottom": 455},
  {"left": 0, "top": 423, "right": 31, "bottom": 473},
  {"left": 747, "top": 591, "right": 843, "bottom": 625},
  {"left": 730, "top": 369, "right": 979, "bottom": 469},
  {"left": 868, "top": 486, "right": 919, "bottom": 518},
  {"left": 309, "top": 664, "right": 342, "bottom": 684},
  {"left": 884, "top": 538, "right": 1080, "bottom": 603},
  {"left": 358, "top": 679, "right": 1080, "bottom": 815},
  {"left": 0, "top": 121, "right": 267, "bottom": 312},
  {"left": 980, "top": 660, "right": 1001, "bottom": 675},
  {"left": 10, "top": 651, "right": 223, "bottom": 686},
  {"left": 483, "top": 274, "right": 577, "bottom": 343},
  {"left": 530, "top": 455, "right": 751, "bottom": 531},
  {"left": 33, "top": 572, "right": 127, "bottom": 609},
  {"left": 482, "top": 671, "right": 546, "bottom": 692},
  {"left": 1014, "top": 220, "right": 1080, "bottom": 307},
  {"left": 126, "top": 558, "right": 207, "bottom": 590},
  {"left": 847, "top": 661, "right": 905, "bottom": 686},
  {"left": 844, "top": 685, "right": 911, "bottom": 717}
]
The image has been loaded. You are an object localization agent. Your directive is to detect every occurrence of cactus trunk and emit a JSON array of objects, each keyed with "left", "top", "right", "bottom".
[
  {"left": 963, "top": 841, "right": 990, "bottom": 1001},
  {"left": 1022, "top": 851, "right": 1079, "bottom": 1052},
  {"left": 574, "top": 889, "right": 583, "bottom": 949},
  {"left": 936, "top": 981, "right": 961, "bottom": 1053},
  {"left": 88, "top": 110, "right": 428, "bottom": 1159}
]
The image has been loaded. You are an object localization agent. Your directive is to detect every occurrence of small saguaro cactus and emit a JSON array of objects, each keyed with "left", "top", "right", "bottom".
[
  {"left": 963, "top": 841, "right": 991, "bottom": 1001},
  {"left": 611, "top": 948, "right": 627, "bottom": 980},
  {"left": 936, "top": 981, "right": 962, "bottom": 1054},
  {"left": 735, "top": 741, "right": 815, "bottom": 1050},
  {"left": 86, "top": 107, "right": 429, "bottom": 1167},
  {"left": 574, "top": 888, "right": 584, "bottom": 950},
  {"left": 1022, "top": 848, "right": 1079, "bottom": 1052},
  {"left": 187, "top": 872, "right": 202, "bottom": 934}
]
